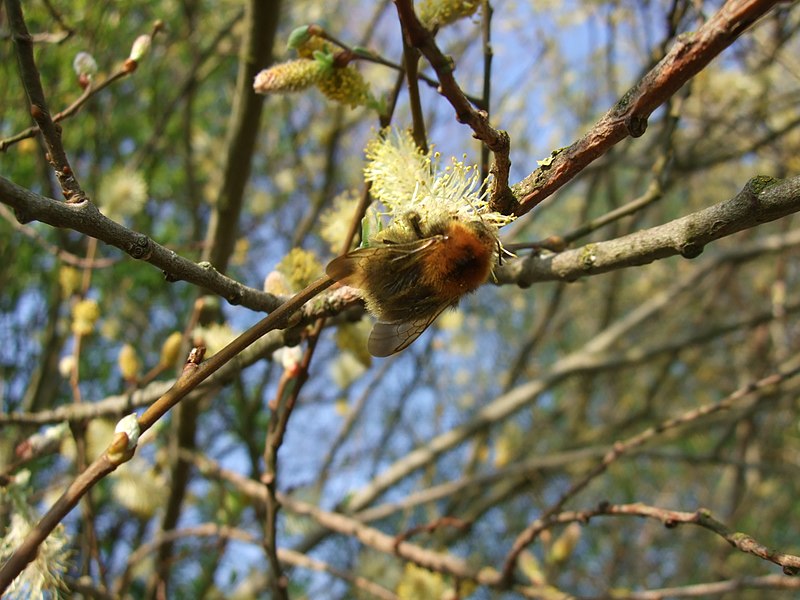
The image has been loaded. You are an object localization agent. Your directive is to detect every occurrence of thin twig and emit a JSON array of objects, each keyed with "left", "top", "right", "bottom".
[
  {"left": 479, "top": 0, "right": 494, "bottom": 182},
  {"left": 500, "top": 362, "right": 800, "bottom": 583},
  {"left": 0, "top": 276, "right": 335, "bottom": 593},
  {"left": 0, "top": 59, "right": 141, "bottom": 152},
  {"left": 4, "top": 0, "right": 85, "bottom": 201},
  {"left": 393, "top": 0, "right": 514, "bottom": 213},
  {"left": 309, "top": 23, "right": 482, "bottom": 104},
  {"left": 115, "top": 523, "right": 398, "bottom": 600}
]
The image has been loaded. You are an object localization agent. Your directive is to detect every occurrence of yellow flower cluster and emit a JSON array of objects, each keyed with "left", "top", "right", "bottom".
[
  {"left": 97, "top": 167, "right": 148, "bottom": 222},
  {"left": 319, "top": 190, "right": 362, "bottom": 253},
  {"left": 117, "top": 343, "right": 141, "bottom": 381},
  {"left": 363, "top": 128, "right": 514, "bottom": 232},
  {"left": 253, "top": 30, "right": 374, "bottom": 109},
  {"left": 159, "top": 331, "right": 183, "bottom": 368},
  {"left": 316, "top": 65, "right": 372, "bottom": 109},
  {"left": 276, "top": 247, "right": 324, "bottom": 291},
  {"left": 71, "top": 298, "right": 100, "bottom": 335},
  {"left": 58, "top": 266, "right": 81, "bottom": 298}
]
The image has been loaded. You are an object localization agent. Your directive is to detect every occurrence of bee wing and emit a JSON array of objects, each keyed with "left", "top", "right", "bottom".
[
  {"left": 367, "top": 304, "right": 449, "bottom": 357},
  {"left": 326, "top": 238, "right": 441, "bottom": 287},
  {"left": 326, "top": 247, "right": 381, "bottom": 284}
]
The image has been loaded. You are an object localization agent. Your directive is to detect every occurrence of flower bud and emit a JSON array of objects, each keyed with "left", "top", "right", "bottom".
[
  {"left": 159, "top": 331, "right": 183, "bottom": 368},
  {"left": 118, "top": 343, "right": 141, "bottom": 381},
  {"left": 316, "top": 66, "right": 372, "bottom": 108},
  {"left": 417, "top": 0, "right": 480, "bottom": 28},
  {"left": 129, "top": 34, "right": 152, "bottom": 62},
  {"left": 73, "top": 51, "right": 98, "bottom": 78}
]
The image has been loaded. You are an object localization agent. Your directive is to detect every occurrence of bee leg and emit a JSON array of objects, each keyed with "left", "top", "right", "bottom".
[{"left": 403, "top": 211, "right": 425, "bottom": 240}]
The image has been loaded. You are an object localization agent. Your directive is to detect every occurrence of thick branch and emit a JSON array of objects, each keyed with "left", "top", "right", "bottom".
[
  {"left": 512, "top": 0, "right": 782, "bottom": 216},
  {"left": 0, "top": 175, "right": 282, "bottom": 312},
  {"left": 202, "top": 0, "right": 281, "bottom": 272},
  {"left": 497, "top": 175, "right": 800, "bottom": 286}
]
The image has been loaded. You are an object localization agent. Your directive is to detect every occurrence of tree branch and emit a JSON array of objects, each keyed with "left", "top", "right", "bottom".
[
  {"left": 497, "top": 175, "right": 800, "bottom": 286},
  {"left": 202, "top": 0, "right": 282, "bottom": 272},
  {"left": 0, "top": 276, "right": 334, "bottom": 593},
  {"left": 393, "top": 0, "right": 514, "bottom": 213},
  {"left": 501, "top": 361, "right": 800, "bottom": 583},
  {"left": 4, "top": 0, "right": 86, "bottom": 201},
  {"left": 0, "top": 175, "right": 282, "bottom": 312},
  {"left": 512, "top": 0, "right": 782, "bottom": 216}
]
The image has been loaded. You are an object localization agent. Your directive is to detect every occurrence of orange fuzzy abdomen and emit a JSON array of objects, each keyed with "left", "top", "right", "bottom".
[{"left": 421, "top": 221, "right": 495, "bottom": 304}]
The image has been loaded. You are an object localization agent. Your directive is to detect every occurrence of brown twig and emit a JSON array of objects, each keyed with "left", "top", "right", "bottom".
[
  {"left": 262, "top": 321, "right": 325, "bottom": 599},
  {"left": 499, "top": 362, "right": 800, "bottom": 584},
  {"left": 259, "top": 107, "right": 374, "bottom": 594},
  {"left": 496, "top": 175, "right": 800, "bottom": 286},
  {"left": 393, "top": 516, "right": 471, "bottom": 550},
  {"left": 519, "top": 502, "right": 800, "bottom": 577},
  {"left": 0, "top": 176, "right": 283, "bottom": 312},
  {"left": 512, "top": 0, "right": 781, "bottom": 217},
  {"left": 0, "top": 275, "right": 335, "bottom": 593},
  {"left": 393, "top": 0, "right": 514, "bottom": 214},
  {"left": 4, "top": 0, "right": 85, "bottom": 201},
  {"left": 115, "top": 522, "right": 399, "bottom": 600},
  {"left": 39, "top": 0, "right": 74, "bottom": 37},
  {"left": 479, "top": 0, "right": 493, "bottom": 182},
  {"left": 0, "top": 59, "right": 141, "bottom": 153}
]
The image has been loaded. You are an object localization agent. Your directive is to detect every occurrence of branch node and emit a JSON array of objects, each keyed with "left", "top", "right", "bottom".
[
  {"left": 625, "top": 113, "right": 648, "bottom": 138},
  {"left": 29, "top": 104, "right": 45, "bottom": 120},
  {"left": 679, "top": 242, "right": 704, "bottom": 259},
  {"left": 128, "top": 233, "right": 153, "bottom": 260}
]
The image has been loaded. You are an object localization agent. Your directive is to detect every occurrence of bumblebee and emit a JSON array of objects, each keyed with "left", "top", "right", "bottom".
[{"left": 326, "top": 213, "right": 499, "bottom": 356}]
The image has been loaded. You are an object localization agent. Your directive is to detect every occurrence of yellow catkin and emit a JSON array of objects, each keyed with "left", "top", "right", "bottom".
[
  {"left": 71, "top": 298, "right": 100, "bottom": 335},
  {"left": 253, "top": 59, "right": 325, "bottom": 94},
  {"left": 316, "top": 66, "right": 372, "bottom": 108},
  {"left": 118, "top": 344, "right": 141, "bottom": 380},
  {"left": 417, "top": 0, "right": 480, "bottom": 27},
  {"left": 159, "top": 331, "right": 183, "bottom": 368}
]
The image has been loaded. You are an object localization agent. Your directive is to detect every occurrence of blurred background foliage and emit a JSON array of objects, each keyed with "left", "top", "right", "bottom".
[{"left": 1, "top": 0, "right": 800, "bottom": 598}]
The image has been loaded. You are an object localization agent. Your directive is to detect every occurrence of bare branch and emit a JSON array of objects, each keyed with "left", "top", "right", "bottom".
[
  {"left": 0, "top": 175, "right": 282, "bottom": 312},
  {"left": 512, "top": 0, "right": 783, "bottom": 216},
  {"left": 4, "top": 0, "right": 85, "bottom": 200},
  {"left": 497, "top": 175, "right": 800, "bottom": 285}
]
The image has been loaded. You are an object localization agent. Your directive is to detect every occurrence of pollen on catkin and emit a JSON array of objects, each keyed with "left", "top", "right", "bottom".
[{"left": 317, "top": 65, "right": 373, "bottom": 108}]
